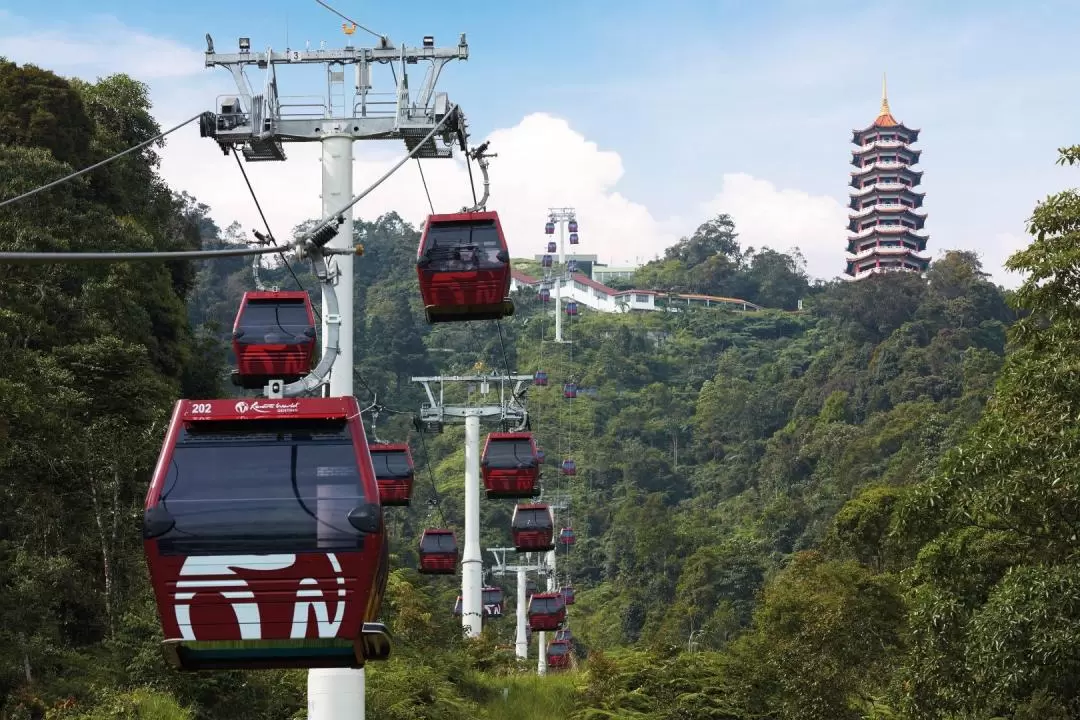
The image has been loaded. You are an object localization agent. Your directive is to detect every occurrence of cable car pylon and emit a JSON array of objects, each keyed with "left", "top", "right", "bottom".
[
  {"left": 542, "top": 207, "right": 578, "bottom": 343},
  {"left": 412, "top": 373, "right": 533, "bottom": 639},
  {"left": 489, "top": 547, "right": 547, "bottom": 661},
  {"left": 201, "top": 14, "right": 471, "bottom": 720}
]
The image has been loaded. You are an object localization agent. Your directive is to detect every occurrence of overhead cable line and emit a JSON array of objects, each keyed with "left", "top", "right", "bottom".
[
  {"left": 0, "top": 244, "right": 286, "bottom": 264},
  {"left": 0, "top": 105, "right": 460, "bottom": 264},
  {"left": 313, "top": 0, "right": 386, "bottom": 41},
  {"left": 231, "top": 148, "right": 321, "bottom": 320},
  {"left": 416, "top": 159, "right": 435, "bottom": 214},
  {"left": 0, "top": 113, "right": 204, "bottom": 210}
]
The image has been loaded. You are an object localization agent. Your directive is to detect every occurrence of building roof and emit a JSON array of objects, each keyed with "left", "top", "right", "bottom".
[{"left": 873, "top": 74, "right": 899, "bottom": 127}]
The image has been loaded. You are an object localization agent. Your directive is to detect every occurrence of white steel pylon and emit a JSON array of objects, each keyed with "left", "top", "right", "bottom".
[
  {"left": 544, "top": 207, "right": 577, "bottom": 344},
  {"left": 200, "top": 19, "right": 471, "bottom": 720},
  {"left": 489, "top": 547, "right": 548, "bottom": 660},
  {"left": 412, "top": 373, "right": 534, "bottom": 640}
]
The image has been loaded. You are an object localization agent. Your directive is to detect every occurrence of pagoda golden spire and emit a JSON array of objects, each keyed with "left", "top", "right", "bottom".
[{"left": 880, "top": 72, "right": 891, "bottom": 117}]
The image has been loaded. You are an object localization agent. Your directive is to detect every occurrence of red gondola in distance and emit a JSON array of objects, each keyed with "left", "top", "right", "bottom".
[
  {"left": 369, "top": 443, "right": 414, "bottom": 507},
  {"left": 527, "top": 591, "right": 566, "bottom": 631},
  {"left": 418, "top": 529, "right": 458, "bottom": 574},
  {"left": 511, "top": 503, "right": 555, "bottom": 552},
  {"left": 416, "top": 211, "right": 514, "bottom": 324},
  {"left": 546, "top": 640, "right": 571, "bottom": 668},
  {"left": 481, "top": 432, "right": 540, "bottom": 499},
  {"left": 561, "top": 584, "right": 576, "bottom": 605},
  {"left": 142, "top": 396, "right": 390, "bottom": 671},
  {"left": 232, "top": 291, "right": 317, "bottom": 389}
]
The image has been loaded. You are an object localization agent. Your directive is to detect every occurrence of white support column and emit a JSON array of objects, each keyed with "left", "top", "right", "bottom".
[
  {"left": 515, "top": 569, "right": 528, "bottom": 660},
  {"left": 309, "top": 134, "right": 363, "bottom": 720},
  {"left": 554, "top": 220, "right": 564, "bottom": 343},
  {"left": 462, "top": 412, "right": 483, "bottom": 638},
  {"left": 537, "top": 629, "right": 547, "bottom": 675}
]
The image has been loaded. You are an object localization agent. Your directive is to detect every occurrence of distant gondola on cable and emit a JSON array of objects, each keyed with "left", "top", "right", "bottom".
[
  {"left": 561, "top": 459, "right": 577, "bottom": 476},
  {"left": 559, "top": 528, "right": 576, "bottom": 546},
  {"left": 527, "top": 591, "right": 566, "bottom": 631},
  {"left": 566, "top": 301, "right": 578, "bottom": 317},
  {"left": 563, "top": 382, "right": 577, "bottom": 399},
  {"left": 482, "top": 432, "right": 540, "bottom": 499},
  {"left": 539, "top": 288, "right": 551, "bottom": 303},
  {"left": 511, "top": 503, "right": 555, "bottom": 552},
  {"left": 545, "top": 221, "right": 555, "bottom": 235},
  {"left": 142, "top": 396, "right": 391, "bottom": 670},
  {"left": 547, "top": 241, "right": 557, "bottom": 253},
  {"left": 568, "top": 220, "right": 579, "bottom": 233},
  {"left": 483, "top": 586, "right": 505, "bottom": 617},
  {"left": 533, "top": 370, "right": 548, "bottom": 387},
  {"left": 569, "top": 233, "right": 579, "bottom": 246},
  {"left": 567, "top": 260, "right": 578, "bottom": 273},
  {"left": 231, "top": 291, "right": 317, "bottom": 389},
  {"left": 541, "top": 254, "right": 553, "bottom": 269},
  {"left": 554, "top": 628, "right": 573, "bottom": 643},
  {"left": 369, "top": 443, "right": 414, "bottom": 507},
  {"left": 546, "top": 640, "right": 571, "bottom": 668},
  {"left": 418, "top": 529, "right": 458, "bottom": 575},
  {"left": 560, "top": 585, "right": 576, "bottom": 605},
  {"left": 415, "top": 211, "right": 513, "bottom": 324}
]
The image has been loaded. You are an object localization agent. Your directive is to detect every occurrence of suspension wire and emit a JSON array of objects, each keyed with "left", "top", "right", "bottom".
[
  {"left": 0, "top": 113, "right": 203, "bottom": 210},
  {"left": 465, "top": 150, "right": 479, "bottom": 208},
  {"left": 231, "top": 148, "right": 321, "bottom": 320},
  {"left": 417, "top": 431, "right": 448, "bottom": 526},
  {"left": 313, "top": 0, "right": 386, "bottom": 41},
  {"left": 416, "top": 159, "right": 435, "bottom": 214},
  {"left": 0, "top": 244, "right": 285, "bottom": 263},
  {"left": 1, "top": 108, "right": 459, "bottom": 264},
  {"left": 495, "top": 318, "right": 513, "bottom": 382}
]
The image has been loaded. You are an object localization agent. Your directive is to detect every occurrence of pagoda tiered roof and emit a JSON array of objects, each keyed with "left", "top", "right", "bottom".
[{"left": 847, "top": 205, "right": 927, "bottom": 231}]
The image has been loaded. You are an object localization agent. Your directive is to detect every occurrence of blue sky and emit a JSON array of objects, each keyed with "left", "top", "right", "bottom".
[{"left": 2, "top": 0, "right": 1080, "bottom": 284}]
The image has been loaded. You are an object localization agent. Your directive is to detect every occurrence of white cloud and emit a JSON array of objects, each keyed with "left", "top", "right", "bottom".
[
  {"left": 702, "top": 174, "right": 850, "bottom": 281},
  {"left": 158, "top": 111, "right": 679, "bottom": 268}
]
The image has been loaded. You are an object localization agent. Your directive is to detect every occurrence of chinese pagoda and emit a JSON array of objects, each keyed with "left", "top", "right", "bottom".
[{"left": 844, "top": 76, "right": 930, "bottom": 280}]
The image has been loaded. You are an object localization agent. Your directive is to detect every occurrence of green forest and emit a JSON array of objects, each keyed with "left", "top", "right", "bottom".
[{"left": 3, "top": 60, "right": 1080, "bottom": 720}]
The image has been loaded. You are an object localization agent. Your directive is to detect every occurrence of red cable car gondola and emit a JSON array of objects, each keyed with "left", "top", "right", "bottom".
[
  {"left": 546, "top": 639, "right": 571, "bottom": 668},
  {"left": 369, "top": 443, "right": 414, "bottom": 507},
  {"left": 546, "top": 241, "right": 557, "bottom": 253},
  {"left": 560, "top": 585, "right": 576, "bottom": 605},
  {"left": 511, "top": 503, "right": 555, "bottom": 552},
  {"left": 231, "top": 291, "right": 317, "bottom": 389},
  {"left": 418, "top": 529, "right": 458, "bottom": 575},
  {"left": 416, "top": 211, "right": 513, "bottom": 324},
  {"left": 142, "top": 396, "right": 390, "bottom": 670},
  {"left": 563, "top": 383, "right": 577, "bottom": 399},
  {"left": 539, "top": 288, "right": 551, "bottom": 303},
  {"left": 561, "top": 459, "right": 577, "bottom": 476},
  {"left": 527, "top": 592, "right": 566, "bottom": 631},
  {"left": 559, "top": 528, "right": 576, "bottom": 546},
  {"left": 545, "top": 221, "right": 555, "bottom": 235},
  {"left": 482, "top": 432, "right": 540, "bottom": 499},
  {"left": 569, "top": 233, "right": 579, "bottom": 245},
  {"left": 534, "top": 371, "right": 548, "bottom": 387},
  {"left": 554, "top": 628, "right": 573, "bottom": 643},
  {"left": 568, "top": 220, "right": 579, "bottom": 233},
  {"left": 483, "top": 586, "right": 505, "bottom": 618}
]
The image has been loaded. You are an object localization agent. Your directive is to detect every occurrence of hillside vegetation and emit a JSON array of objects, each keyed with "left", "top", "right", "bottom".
[{"left": 2, "top": 60, "right": 1080, "bottom": 719}]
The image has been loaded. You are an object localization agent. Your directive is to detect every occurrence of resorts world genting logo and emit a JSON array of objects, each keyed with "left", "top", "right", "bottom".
[
  {"left": 233, "top": 400, "right": 302, "bottom": 415},
  {"left": 173, "top": 554, "right": 347, "bottom": 640}
]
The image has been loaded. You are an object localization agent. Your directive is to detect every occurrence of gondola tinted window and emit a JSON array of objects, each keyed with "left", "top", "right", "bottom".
[
  {"left": 237, "top": 299, "right": 311, "bottom": 341},
  {"left": 424, "top": 220, "right": 504, "bottom": 271},
  {"left": 485, "top": 439, "right": 536, "bottom": 468},
  {"left": 529, "top": 596, "right": 562, "bottom": 613},
  {"left": 420, "top": 531, "right": 457, "bottom": 552},
  {"left": 547, "top": 642, "right": 569, "bottom": 655},
  {"left": 156, "top": 419, "right": 365, "bottom": 555},
  {"left": 512, "top": 507, "right": 551, "bottom": 529},
  {"left": 370, "top": 451, "right": 412, "bottom": 479}
]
